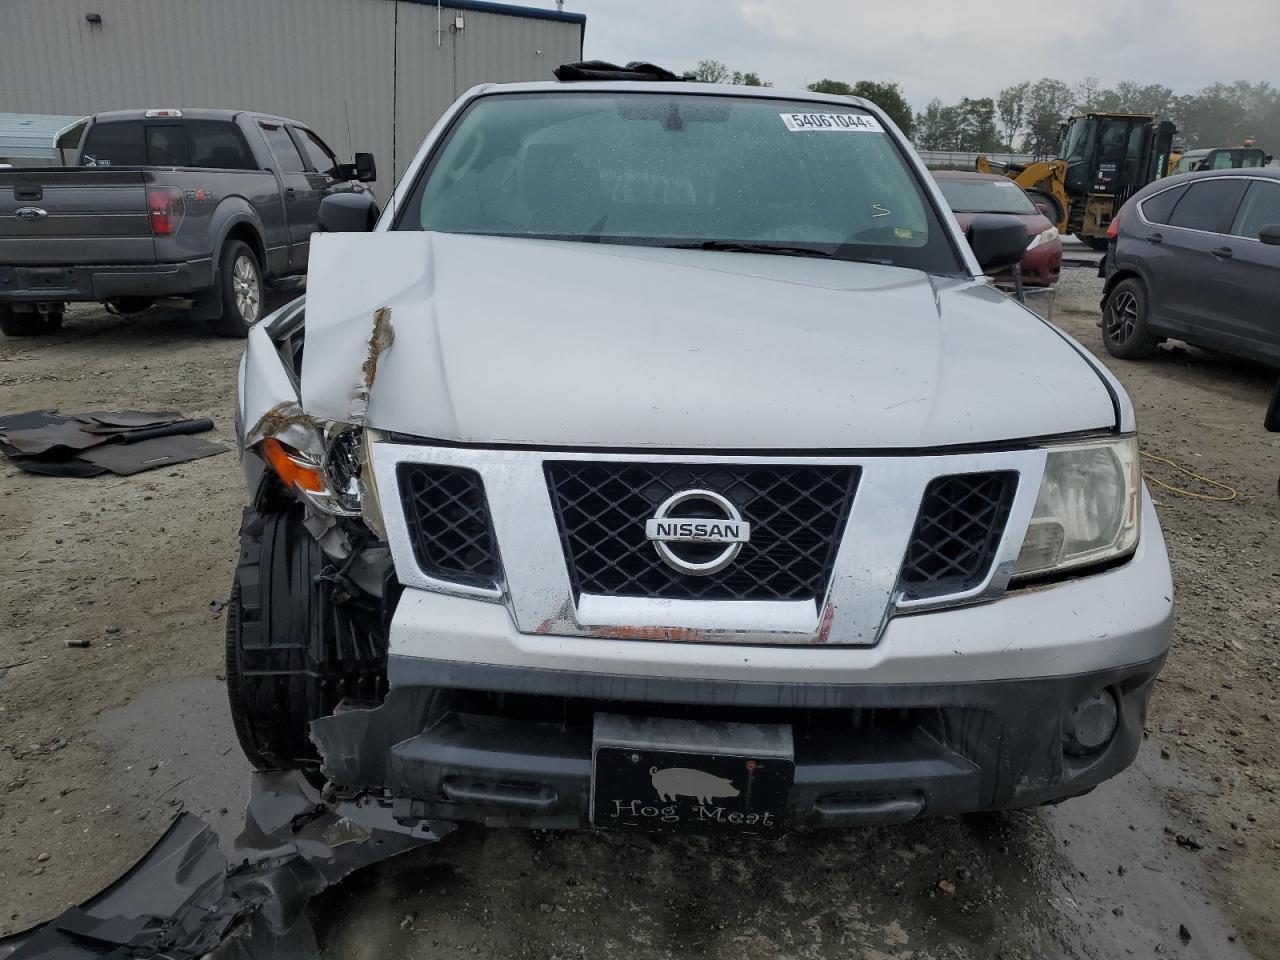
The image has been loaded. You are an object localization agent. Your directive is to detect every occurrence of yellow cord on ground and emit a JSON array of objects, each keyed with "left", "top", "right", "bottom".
[{"left": 1141, "top": 451, "right": 1238, "bottom": 502}]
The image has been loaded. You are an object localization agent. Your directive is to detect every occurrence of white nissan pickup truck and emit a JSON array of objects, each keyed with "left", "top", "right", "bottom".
[{"left": 229, "top": 63, "right": 1173, "bottom": 838}]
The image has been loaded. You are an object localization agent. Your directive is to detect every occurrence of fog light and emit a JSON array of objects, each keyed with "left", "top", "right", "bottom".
[{"left": 1063, "top": 690, "right": 1119, "bottom": 757}]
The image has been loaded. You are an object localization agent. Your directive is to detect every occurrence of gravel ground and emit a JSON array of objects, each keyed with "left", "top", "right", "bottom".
[{"left": 1, "top": 254, "right": 1277, "bottom": 958}]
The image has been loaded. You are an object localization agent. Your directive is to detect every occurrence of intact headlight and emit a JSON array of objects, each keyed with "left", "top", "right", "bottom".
[
  {"left": 1025, "top": 226, "right": 1059, "bottom": 250},
  {"left": 1012, "top": 435, "right": 1140, "bottom": 580}
]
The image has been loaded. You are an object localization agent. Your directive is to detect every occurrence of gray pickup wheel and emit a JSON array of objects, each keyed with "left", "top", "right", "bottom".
[
  {"left": 207, "top": 240, "right": 262, "bottom": 337},
  {"left": 0, "top": 303, "right": 63, "bottom": 337}
]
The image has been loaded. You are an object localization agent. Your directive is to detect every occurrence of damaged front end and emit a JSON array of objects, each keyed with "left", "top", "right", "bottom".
[{"left": 230, "top": 281, "right": 403, "bottom": 782}]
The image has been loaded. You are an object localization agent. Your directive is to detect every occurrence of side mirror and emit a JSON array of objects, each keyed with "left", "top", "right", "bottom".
[
  {"left": 318, "top": 192, "right": 380, "bottom": 233},
  {"left": 967, "top": 214, "right": 1030, "bottom": 272},
  {"left": 1266, "top": 379, "right": 1280, "bottom": 432},
  {"left": 1258, "top": 224, "right": 1280, "bottom": 246},
  {"left": 1036, "top": 202, "right": 1052, "bottom": 218},
  {"left": 336, "top": 152, "right": 377, "bottom": 183}
]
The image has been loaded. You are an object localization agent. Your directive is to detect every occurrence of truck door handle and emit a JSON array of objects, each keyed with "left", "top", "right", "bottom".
[
  {"left": 285, "top": 187, "right": 297, "bottom": 198},
  {"left": 1211, "top": 246, "right": 1234, "bottom": 259},
  {"left": 1145, "top": 232, "right": 1163, "bottom": 244}
]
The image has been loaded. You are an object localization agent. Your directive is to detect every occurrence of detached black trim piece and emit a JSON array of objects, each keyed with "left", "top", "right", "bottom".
[
  {"left": 0, "top": 773, "right": 446, "bottom": 960},
  {"left": 554, "top": 60, "right": 680, "bottom": 82}
]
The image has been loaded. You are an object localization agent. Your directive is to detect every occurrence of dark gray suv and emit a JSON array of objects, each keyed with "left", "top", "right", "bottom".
[{"left": 1100, "top": 168, "right": 1280, "bottom": 364}]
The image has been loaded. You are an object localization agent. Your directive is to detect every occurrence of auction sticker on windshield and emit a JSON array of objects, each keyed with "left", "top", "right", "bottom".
[{"left": 781, "top": 113, "right": 883, "bottom": 132}]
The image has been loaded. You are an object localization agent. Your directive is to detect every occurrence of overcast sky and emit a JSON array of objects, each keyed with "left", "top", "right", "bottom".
[{"left": 538, "top": 0, "right": 1278, "bottom": 108}]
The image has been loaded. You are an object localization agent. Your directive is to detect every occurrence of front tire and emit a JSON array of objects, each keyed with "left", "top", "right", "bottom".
[
  {"left": 207, "top": 240, "right": 263, "bottom": 338},
  {"left": 225, "top": 507, "right": 389, "bottom": 777},
  {"left": 1102, "top": 278, "right": 1161, "bottom": 359},
  {"left": 0, "top": 303, "right": 63, "bottom": 337},
  {"left": 1027, "top": 191, "right": 1061, "bottom": 227}
]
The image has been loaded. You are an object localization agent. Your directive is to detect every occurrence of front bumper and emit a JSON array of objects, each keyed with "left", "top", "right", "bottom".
[
  {"left": 0, "top": 260, "right": 211, "bottom": 303},
  {"left": 314, "top": 495, "right": 1172, "bottom": 830},
  {"left": 314, "top": 656, "right": 1164, "bottom": 830}
]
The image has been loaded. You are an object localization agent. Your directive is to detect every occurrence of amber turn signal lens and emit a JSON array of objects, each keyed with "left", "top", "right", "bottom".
[{"left": 261, "top": 437, "right": 324, "bottom": 494}]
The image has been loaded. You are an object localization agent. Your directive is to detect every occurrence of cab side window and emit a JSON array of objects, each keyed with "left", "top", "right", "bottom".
[
  {"left": 1140, "top": 185, "right": 1187, "bottom": 225},
  {"left": 1229, "top": 181, "right": 1280, "bottom": 240},
  {"left": 79, "top": 121, "right": 144, "bottom": 166},
  {"left": 1167, "top": 180, "right": 1245, "bottom": 233},
  {"left": 292, "top": 127, "right": 338, "bottom": 176},
  {"left": 258, "top": 122, "right": 306, "bottom": 173},
  {"left": 188, "top": 121, "right": 256, "bottom": 170}
]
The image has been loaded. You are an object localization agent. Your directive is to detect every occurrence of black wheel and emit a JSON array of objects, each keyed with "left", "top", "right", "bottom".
[
  {"left": 207, "top": 240, "right": 262, "bottom": 337},
  {"left": 1076, "top": 233, "right": 1109, "bottom": 251},
  {"left": 1027, "top": 191, "right": 1061, "bottom": 226},
  {"left": 225, "top": 507, "right": 389, "bottom": 777},
  {"left": 1102, "top": 278, "right": 1161, "bottom": 360},
  {"left": 0, "top": 303, "right": 63, "bottom": 337}
]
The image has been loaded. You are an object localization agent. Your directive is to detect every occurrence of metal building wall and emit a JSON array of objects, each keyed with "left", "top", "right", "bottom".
[{"left": 0, "top": 0, "right": 583, "bottom": 194}]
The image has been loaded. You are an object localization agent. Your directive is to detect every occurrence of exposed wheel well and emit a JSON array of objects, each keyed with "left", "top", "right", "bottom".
[
  {"left": 223, "top": 223, "right": 267, "bottom": 279},
  {"left": 1102, "top": 268, "right": 1144, "bottom": 301}
]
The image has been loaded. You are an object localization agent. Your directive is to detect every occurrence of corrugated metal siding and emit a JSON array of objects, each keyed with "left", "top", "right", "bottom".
[{"left": 0, "top": 0, "right": 581, "bottom": 194}]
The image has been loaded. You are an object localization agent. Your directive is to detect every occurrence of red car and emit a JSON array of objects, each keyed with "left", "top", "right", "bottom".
[{"left": 932, "top": 171, "right": 1062, "bottom": 286}]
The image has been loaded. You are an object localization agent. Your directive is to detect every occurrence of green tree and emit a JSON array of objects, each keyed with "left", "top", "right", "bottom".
[
  {"left": 806, "top": 79, "right": 854, "bottom": 96},
  {"left": 806, "top": 79, "right": 914, "bottom": 137},
  {"left": 955, "top": 97, "right": 999, "bottom": 152},
  {"left": 689, "top": 59, "right": 730, "bottom": 84},
  {"left": 1021, "top": 78, "right": 1075, "bottom": 156},
  {"left": 1175, "top": 81, "right": 1279, "bottom": 148},
  {"left": 1095, "top": 81, "right": 1176, "bottom": 117},
  {"left": 997, "top": 81, "right": 1029, "bottom": 151},
  {"left": 915, "top": 98, "right": 959, "bottom": 150},
  {"left": 687, "top": 60, "right": 770, "bottom": 87},
  {"left": 1073, "top": 76, "right": 1103, "bottom": 112}
]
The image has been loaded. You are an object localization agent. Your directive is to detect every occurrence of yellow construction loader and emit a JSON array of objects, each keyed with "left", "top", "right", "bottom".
[{"left": 977, "top": 112, "right": 1177, "bottom": 249}]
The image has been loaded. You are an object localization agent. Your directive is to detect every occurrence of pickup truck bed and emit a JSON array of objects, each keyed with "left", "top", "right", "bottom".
[{"left": 0, "top": 107, "right": 375, "bottom": 338}]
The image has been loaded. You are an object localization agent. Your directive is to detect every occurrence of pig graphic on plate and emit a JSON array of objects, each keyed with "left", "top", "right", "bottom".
[{"left": 650, "top": 766, "right": 740, "bottom": 805}]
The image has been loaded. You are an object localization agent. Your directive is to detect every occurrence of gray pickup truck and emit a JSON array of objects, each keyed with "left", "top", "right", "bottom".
[{"left": 0, "top": 108, "right": 376, "bottom": 337}]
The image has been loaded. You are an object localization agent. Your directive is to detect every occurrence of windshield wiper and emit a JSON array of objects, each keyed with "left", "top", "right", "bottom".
[{"left": 662, "top": 240, "right": 836, "bottom": 259}]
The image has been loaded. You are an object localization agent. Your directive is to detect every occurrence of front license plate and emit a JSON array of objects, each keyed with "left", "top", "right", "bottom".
[{"left": 591, "top": 715, "right": 794, "bottom": 838}]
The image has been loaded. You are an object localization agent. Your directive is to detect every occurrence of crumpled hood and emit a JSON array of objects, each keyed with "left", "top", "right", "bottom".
[{"left": 301, "top": 232, "right": 1116, "bottom": 449}]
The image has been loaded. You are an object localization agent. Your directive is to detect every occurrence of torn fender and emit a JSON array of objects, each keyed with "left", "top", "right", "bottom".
[
  {"left": 240, "top": 307, "right": 323, "bottom": 457},
  {"left": 300, "top": 232, "right": 433, "bottom": 428}
]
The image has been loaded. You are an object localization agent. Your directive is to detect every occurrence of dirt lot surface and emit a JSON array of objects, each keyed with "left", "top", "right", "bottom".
[{"left": 1, "top": 251, "right": 1278, "bottom": 959}]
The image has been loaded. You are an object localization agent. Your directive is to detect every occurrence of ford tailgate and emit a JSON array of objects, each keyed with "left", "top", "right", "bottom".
[{"left": 0, "top": 168, "right": 156, "bottom": 266}]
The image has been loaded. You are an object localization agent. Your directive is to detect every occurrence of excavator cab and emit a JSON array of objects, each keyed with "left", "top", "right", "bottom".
[
  {"left": 975, "top": 113, "right": 1175, "bottom": 249},
  {"left": 1056, "top": 113, "right": 1176, "bottom": 241}
]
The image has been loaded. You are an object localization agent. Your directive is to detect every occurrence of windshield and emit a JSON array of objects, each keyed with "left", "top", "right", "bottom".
[
  {"left": 395, "top": 92, "right": 961, "bottom": 272},
  {"left": 1061, "top": 117, "right": 1096, "bottom": 162},
  {"left": 936, "top": 178, "right": 1037, "bottom": 215}
]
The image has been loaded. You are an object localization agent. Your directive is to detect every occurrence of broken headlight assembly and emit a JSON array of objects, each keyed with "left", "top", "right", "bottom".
[
  {"left": 259, "top": 426, "right": 387, "bottom": 537},
  {"left": 1012, "top": 434, "right": 1141, "bottom": 580}
]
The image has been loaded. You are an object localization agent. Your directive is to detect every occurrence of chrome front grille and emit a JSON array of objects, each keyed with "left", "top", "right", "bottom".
[
  {"left": 544, "top": 462, "right": 858, "bottom": 602},
  {"left": 379, "top": 443, "right": 1043, "bottom": 646}
]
